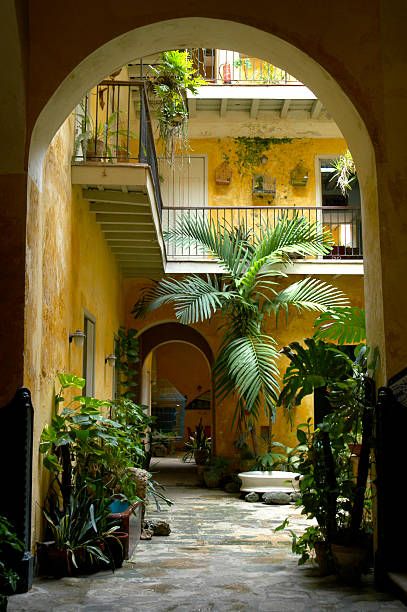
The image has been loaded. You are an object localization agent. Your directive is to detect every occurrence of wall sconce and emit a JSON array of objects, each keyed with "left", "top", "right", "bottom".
[
  {"left": 69, "top": 330, "right": 86, "bottom": 347},
  {"left": 105, "top": 354, "right": 117, "bottom": 367}
]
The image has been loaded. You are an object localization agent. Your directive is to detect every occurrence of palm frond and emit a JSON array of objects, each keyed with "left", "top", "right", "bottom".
[
  {"left": 313, "top": 306, "right": 366, "bottom": 344},
  {"left": 164, "top": 216, "right": 252, "bottom": 279},
  {"left": 214, "top": 332, "right": 280, "bottom": 418},
  {"left": 255, "top": 214, "right": 334, "bottom": 259},
  {"left": 137, "top": 274, "right": 236, "bottom": 324},
  {"left": 273, "top": 278, "right": 349, "bottom": 323},
  {"left": 278, "top": 338, "right": 353, "bottom": 412}
]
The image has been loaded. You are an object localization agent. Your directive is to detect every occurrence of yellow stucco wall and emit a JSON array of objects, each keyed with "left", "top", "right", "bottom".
[
  {"left": 25, "top": 116, "right": 124, "bottom": 541},
  {"left": 188, "top": 137, "right": 347, "bottom": 208}
]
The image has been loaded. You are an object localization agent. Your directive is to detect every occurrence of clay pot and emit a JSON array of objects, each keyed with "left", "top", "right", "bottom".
[
  {"left": 86, "top": 138, "right": 105, "bottom": 161},
  {"left": 194, "top": 449, "right": 209, "bottom": 466},
  {"left": 106, "top": 532, "right": 129, "bottom": 569},
  {"left": 314, "top": 540, "right": 334, "bottom": 576},
  {"left": 331, "top": 543, "right": 369, "bottom": 584}
]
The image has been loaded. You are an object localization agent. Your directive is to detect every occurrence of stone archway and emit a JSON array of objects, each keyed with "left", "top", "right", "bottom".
[
  {"left": 137, "top": 322, "right": 215, "bottom": 452},
  {"left": 25, "top": 17, "right": 383, "bottom": 398}
]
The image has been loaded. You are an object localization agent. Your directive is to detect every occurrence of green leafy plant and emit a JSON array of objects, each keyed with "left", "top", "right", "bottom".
[
  {"left": 149, "top": 50, "right": 205, "bottom": 162},
  {"left": 183, "top": 419, "right": 211, "bottom": 463},
  {"left": 115, "top": 327, "right": 140, "bottom": 400},
  {"left": 313, "top": 306, "right": 366, "bottom": 344},
  {"left": 233, "top": 136, "right": 292, "bottom": 176},
  {"left": 43, "top": 486, "right": 119, "bottom": 572},
  {"left": 330, "top": 150, "right": 356, "bottom": 195},
  {"left": 133, "top": 215, "right": 348, "bottom": 438},
  {"left": 0, "top": 516, "right": 23, "bottom": 597},
  {"left": 40, "top": 373, "right": 148, "bottom": 507},
  {"left": 75, "top": 101, "right": 130, "bottom": 161}
]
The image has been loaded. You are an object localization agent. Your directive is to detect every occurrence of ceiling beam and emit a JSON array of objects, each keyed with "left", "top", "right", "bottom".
[
  {"left": 311, "top": 100, "right": 323, "bottom": 119},
  {"left": 280, "top": 99, "right": 291, "bottom": 118}
]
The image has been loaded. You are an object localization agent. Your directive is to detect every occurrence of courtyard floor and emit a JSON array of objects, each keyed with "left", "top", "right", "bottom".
[{"left": 9, "top": 458, "right": 404, "bottom": 611}]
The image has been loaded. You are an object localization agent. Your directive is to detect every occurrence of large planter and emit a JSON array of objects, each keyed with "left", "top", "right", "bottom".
[
  {"left": 108, "top": 501, "right": 142, "bottom": 560},
  {"left": 314, "top": 540, "right": 334, "bottom": 577},
  {"left": 194, "top": 449, "right": 209, "bottom": 466},
  {"left": 238, "top": 470, "right": 300, "bottom": 493},
  {"left": 331, "top": 543, "right": 369, "bottom": 584}
]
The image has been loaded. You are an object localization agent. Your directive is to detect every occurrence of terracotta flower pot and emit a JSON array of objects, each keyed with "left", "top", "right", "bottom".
[
  {"left": 194, "top": 449, "right": 209, "bottom": 466},
  {"left": 106, "top": 532, "right": 129, "bottom": 569},
  {"left": 314, "top": 540, "right": 334, "bottom": 576},
  {"left": 331, "top": 543, "right": 368, "bottom": 584}
]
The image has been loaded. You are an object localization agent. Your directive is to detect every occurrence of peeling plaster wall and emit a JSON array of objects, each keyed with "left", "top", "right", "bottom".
[
  {"left": 187, "top": 137, "right": 348, "bottom": 208},
  {"left": 24, "top": 117, "right": 123, "bottom": 541}
]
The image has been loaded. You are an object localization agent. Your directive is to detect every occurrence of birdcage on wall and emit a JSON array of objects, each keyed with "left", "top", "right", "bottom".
[
  {"left": 290, "top": 160, "right": 309, "bottom": 186},
  {"left": 215, "top": 161, "right": 232, "bottom": 185},
  {"left": 252, "top": 174, "right": 276, "bottom": 198}
]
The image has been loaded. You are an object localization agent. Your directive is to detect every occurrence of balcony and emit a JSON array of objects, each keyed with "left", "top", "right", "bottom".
[
  {"left": 128, "top": 49, "right": 301, "bottom": 86},
  {"left": 162, "top": 205, "right": 363, "bottom": 275},
  {"left": 71, "top": 81, "right": 362, "bottom": 278},
  {"left": 71, "top": 81, "right": 166, "bottom": 278}
]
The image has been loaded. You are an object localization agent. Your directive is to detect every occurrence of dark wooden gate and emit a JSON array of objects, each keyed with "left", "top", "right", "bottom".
[{"left": 0, "top": 388, "right": 34, "bottom": 593}]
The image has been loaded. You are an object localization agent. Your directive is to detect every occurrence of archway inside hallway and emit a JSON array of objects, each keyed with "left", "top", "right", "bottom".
[{"left": 137, "top": 322, "right": 215, "bottom": 464}]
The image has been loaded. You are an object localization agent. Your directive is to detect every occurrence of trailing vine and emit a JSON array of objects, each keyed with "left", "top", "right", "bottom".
[{"left": 233, "top": 136, "right": 293, "bottom": 176}]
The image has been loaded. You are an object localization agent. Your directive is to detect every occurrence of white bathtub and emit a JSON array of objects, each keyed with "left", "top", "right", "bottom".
[{"left": 238, "top": 470, "right": 300, "bottom": 493}]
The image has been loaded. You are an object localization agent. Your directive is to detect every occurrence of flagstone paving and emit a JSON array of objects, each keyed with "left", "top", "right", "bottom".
[{"left": 9, "top": 459, "right": 404, "bottom": 611}]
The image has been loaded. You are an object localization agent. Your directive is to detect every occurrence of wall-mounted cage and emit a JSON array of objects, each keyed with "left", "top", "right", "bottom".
[
  {"left": 215, "top": 161, "right": 232, "bottom": 185},
  {"left": 290, "top": 161, "right": 309, "bottom": 186},
  {"left": 252, "top": 175, "right": 276, "bottom": 198}
]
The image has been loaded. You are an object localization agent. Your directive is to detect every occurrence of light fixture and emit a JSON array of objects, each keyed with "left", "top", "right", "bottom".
[
  {"left": 105, "top": 353, "right": 117, "bottom": 367},
  {"left": 69, "top": 330, "right": 86, "bottom": 347},
  {"left": 260, "top": 154, "right": 268, "bottom": 165}
]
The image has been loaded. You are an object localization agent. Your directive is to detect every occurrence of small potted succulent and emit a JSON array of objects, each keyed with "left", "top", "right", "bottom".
[{"left": 183, "top": 419, "right": 211, "bottom": 466}]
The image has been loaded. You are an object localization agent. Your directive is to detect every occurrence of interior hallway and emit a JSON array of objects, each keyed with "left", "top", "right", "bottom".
[{"left": 9, "top": 459, "right": 404, "bottom": 611}]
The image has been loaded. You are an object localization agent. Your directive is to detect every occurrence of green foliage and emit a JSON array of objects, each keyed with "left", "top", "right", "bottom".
[
  {"left": 313, "top": 306, "right": 366, "bottom": 344},
  {"left": 75, "top": 100, "right": 130, "bottom": 161},
  {"left": 40, "top": 375, "right": 149, "bottom": 506},
  {"left": 150, "top": 50, "right": 205, "bottom": 162},
  {"left": 255, "top": 436, "right": 299, "bottom": 471},
  {"left": 115, "top": 327, "right": 140, "bottom": 400},
  {"left": 233, "top": 136, "right": 292, "bottom": 176},
  {"left": 134, "top": 215, "right": 349, "bottom": 428},
  {"left": 183, "top": 419, "right": 211, "bottom": 462},
  {"left": 330, "top": 150, "right": 356, "bottom": 194},
  {"left": 289, "top": 526, "right": 325, "bottom": 566},
  {"left": 0, "top": 516, "right": 23, "bottom": 594},
  {"left": 43, "top": 486, "right": 118, "bottom": 570},
  {"left": 278, "top": 338, "right": 353, "bottom": 414}
]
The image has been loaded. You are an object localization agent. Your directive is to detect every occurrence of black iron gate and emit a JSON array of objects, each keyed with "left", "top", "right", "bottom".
[{"left": 0, "top": 388, "right": 34, "bottom": 593}]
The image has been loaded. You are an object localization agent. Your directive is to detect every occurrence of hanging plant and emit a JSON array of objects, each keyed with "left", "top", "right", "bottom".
[
  {"left": 330, "top": 150, "right": 356, "bottom": 195},
  {"left": 149, "top": 50, "right": 205, "bottom": 164}
]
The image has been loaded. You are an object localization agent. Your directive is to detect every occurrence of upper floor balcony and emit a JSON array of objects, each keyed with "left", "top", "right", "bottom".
[{"left": 71, "top": 80, "right": 363, "bottom": 278}]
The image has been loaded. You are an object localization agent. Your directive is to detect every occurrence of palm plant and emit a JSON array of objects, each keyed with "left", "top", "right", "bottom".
[{"left": 133, "top": 214, "right": 349, "bottom": 430}]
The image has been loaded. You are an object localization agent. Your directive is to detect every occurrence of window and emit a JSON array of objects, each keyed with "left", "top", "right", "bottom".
[{"left": 83, "top": 313, "right": 96, "bottom": 396}]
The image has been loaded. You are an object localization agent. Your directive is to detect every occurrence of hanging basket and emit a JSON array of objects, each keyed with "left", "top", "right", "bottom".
[{"left": 215, "top": 161, "right": 232, "bottom": 185}]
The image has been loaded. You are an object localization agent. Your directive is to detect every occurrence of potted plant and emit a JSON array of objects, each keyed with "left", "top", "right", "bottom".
[
  {"left": 75, "top": 102, "right": 131, "bottom": 162},
  {"left": 40, "top": 486, "right": 119, "bottom": 576},
  {"left": 278, "top": 311, "right": 375, "bottom": 582},
  {"left": 0, "top": 516, "right": 24, "bottom": 609},
  {"left": 183, "top": 419, "right": 211, "bottom": 466}
]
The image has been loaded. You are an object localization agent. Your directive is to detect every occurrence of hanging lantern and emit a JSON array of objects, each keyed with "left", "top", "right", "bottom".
[
  {"left": 215, "top": 161, "right": 232, "bottom": 185},
  {"left": 290, "top": 160, "right": 309, "bottom": 186}
]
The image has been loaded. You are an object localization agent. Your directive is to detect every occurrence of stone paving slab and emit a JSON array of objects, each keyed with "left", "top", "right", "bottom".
[{"left": 8, "top": 473, "right": 405, "bottom": 611}]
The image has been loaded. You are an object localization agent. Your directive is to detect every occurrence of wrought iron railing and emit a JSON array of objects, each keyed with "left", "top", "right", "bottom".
[
  {"left": 128, "top": 49, "right": 301, "bottom": 86},
  {"left": 162, "top": 206, "right": 363, "bottom": 260},
  {"left": 73, "top": 80, "right": 163, "bottom": 214}
]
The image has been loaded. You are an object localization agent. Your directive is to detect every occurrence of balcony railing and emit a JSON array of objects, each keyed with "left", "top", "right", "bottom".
[
  {"left": 129, "top": 49, "right": 301, "bottom": 86},
  {"left": 162, "top": 206, "right": 363, "bottom": 260},
  {"left": 73, "top": 80, "right": 163, "bottom": 213}
]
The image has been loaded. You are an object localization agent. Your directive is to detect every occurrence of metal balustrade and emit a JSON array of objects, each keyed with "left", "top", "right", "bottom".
[
  {"left": 128, "top": 49, "right": 301, "bottom": 86},
  {"left": 162, "top": 206, "right": 363, "bottom": 260}
]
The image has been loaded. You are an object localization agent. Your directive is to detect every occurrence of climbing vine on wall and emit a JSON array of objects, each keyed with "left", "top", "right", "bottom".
[
  {"left": 115, "top": 327, "right": 140, "bottom": 400},
  {"left": 233, "top": 136, "right": 293, "bottom": 176}
]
